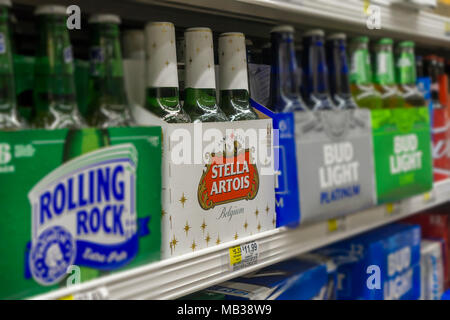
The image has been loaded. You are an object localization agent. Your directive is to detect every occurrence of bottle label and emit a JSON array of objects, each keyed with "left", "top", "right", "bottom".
[
  {"left": 397, "top": 52, "right": 415, "bottom": 84},
  {"left": 218, "top": 34, "right": 248, "bottom": 91},
  {"left": 376, "top": 52, "right": 395, "bottom": 85},
  {"left": 64, "top": 46, "right": 74, "bottom": 64},
  {"left": 350, "top": 50, "right": 370, "bottom": 85},
  {"left": 28, "top": 144, "right": 138, "bottom": 285},
  {"left": 185, "top": 30, "right": 216, "bottom": 89},
  {"left": 0, "top": 33, "right": 6, "bottom": 54}
]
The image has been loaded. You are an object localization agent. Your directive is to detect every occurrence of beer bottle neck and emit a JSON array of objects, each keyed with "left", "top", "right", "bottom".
[
  {"left": 396, "top": 47, "right": 416, "bottom": 85},
  {"left": 374, "top": 45, "right": 396, "bottom": 86},
  {"left": 327, "top": 40, "right": 351, "bottom": 97},
  {"left": 303, "top": 36, "right": 330, "bottom": 96},
  {"left": 184, "top": 87, "right": 218, "bottom": 110},
  {"left": 0, "top": 6, "right": 16, "bottom": 114},
  {"left": 350, "top": 44, "right": 372, "bottom": 85},
  {"left": 220, "top": 89, "right": 250, "bottom": 109},
  {"left": 269, "top": 32, "right": 304, "bottom": 112},
  {"left": 146, "top": 87, "right": 181, "bottom": 112},
  {"left": 89, "top": 23, "right": 127, "bottom": 107}
]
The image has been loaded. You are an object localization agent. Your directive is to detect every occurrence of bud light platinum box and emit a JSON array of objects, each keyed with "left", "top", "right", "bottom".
[
  {"left": 251, "top": 99, "right": 376, "bottom": 225},
  {"left": 0, "top": 127, "right": 162, "bottom": 299},
  {"left": 371, "top": 108, "right": 433, "bottom": 203},
  {"left": 132, "top": 105, "right": 276, "bottom": 258},
  {"left": 314, "top": 223, "right": 421, "bottom": 300},
  {"left": 205, "top": 257, "right": 330, "bottom": 300}
]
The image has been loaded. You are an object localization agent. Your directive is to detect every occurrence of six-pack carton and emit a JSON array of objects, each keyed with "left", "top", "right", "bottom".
[
  {"left": 313, "top": 223, "right": 421, "bottom": 300},
  {"left": 132, "top": 105, "right": 276, "bottom": 258},
  {"left": 0, "top": 127, "right": 162, "bottom": 299},
  {"left": 420, "top": 240, "right": 445, "bottom": 300},
  {"left": 204, "top": 257, "right": 331, "bottom": 300}
]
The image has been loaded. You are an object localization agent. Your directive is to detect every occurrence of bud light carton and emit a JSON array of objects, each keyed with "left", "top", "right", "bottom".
[
  {"left": 0, "top": 127, "right": 162, "bottom": 299},
  {"left": 403, "top": 209, "right": 450, "bottom": 287},
  {"left": 313, "top": 223, "right": 421, "bottom": 300},
  {"left": 420, "top": 240, "right": 444, "bottom": 300},
  {"left": 204, "top": 257, "right": 330, "bottom": 300}
]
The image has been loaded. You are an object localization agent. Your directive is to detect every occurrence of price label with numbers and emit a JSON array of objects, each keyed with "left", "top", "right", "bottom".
[{"left": 229, "top": 241, "right": 259, "bottom": 271}]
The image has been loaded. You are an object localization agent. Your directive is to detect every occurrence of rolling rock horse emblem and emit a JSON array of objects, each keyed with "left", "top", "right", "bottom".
[{"left": 198, "top": 141, "right": 259, "bottom": 210}]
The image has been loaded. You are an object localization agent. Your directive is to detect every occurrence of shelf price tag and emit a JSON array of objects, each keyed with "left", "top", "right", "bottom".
[
  {"left": 229, "top": 241, "right": 258, "bottom": 271},
  {"left": 60, "top": 287, "right": 109, "bottom": 300},
  {"left": 385, "top": 203, "right": 400, "bottom": 216},
  {"left": 327, "top": 216, "right": 346, "bottom": 233},
  {"left": 423, "top": 190, "right": 435, "bottom": 204}
]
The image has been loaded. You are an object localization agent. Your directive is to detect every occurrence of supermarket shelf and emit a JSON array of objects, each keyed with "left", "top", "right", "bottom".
[
  {"left": 134, "top": 0, "right": 450, "bottom": 48},
  {"left": 31, "top": 179, "right": 450, "bottom": 300}
]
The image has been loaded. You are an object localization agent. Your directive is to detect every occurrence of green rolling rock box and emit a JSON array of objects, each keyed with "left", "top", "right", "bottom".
[
  {"left": 371, "top": 107, "right": 433, "bottom": 203},
  {"left": 0, "top": 126, "right": 162, "bottom": 299}
]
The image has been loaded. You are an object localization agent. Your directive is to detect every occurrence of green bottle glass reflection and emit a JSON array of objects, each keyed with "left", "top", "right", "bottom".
[
  {"left": 373, "top": 38, "right": 405, "bottom": 109},
  {"left": 62, "top": 128, "right": 110, "bottom": 282},
  {"left": 349, "top": 36, "right": 382, "bottom": 110},
  {"left": 87, "top": 14, "right": 133, "bottom": 127},
  {"left": 0, "top": 0, "right": 25, "bottom": 130},
  {"left": 144, "top": 22, "right": 190, "bottom": 123},
  {"left": 32, "top": 5, "right": 85, "bottom": 129},
  {"left": 183, "top": 27, "right": 228, "bottom": 123},
  {"left": 218, "top": 32, "right": 258, "bottom": 121},
  {"left": 395, "top": 41, "right": 426, "bottom": 108}
]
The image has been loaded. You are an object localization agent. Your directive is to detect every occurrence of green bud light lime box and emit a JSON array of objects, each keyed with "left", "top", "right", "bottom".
[
  {"left": 0, "top": 126, "right": 162, "bottom": 299},
  {"left": 371, "top": 107, "right": 433, "bottom": 203}
]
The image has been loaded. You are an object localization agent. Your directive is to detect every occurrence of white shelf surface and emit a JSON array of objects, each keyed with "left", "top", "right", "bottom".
[
  {"left": 134, "top": 0, "right": 450, "bottom": 47},
  {"left": 31, "top": 179, "right": 450, "bottom": 300}
]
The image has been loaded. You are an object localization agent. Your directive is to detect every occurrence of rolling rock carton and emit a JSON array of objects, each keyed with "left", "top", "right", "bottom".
[
  {"left": 313, "top": 223, "right": 421, "bottom": 300},
  {"left": 251, "top": 101, "right": 377, "bottom": 225},
  {"left": 202, "top": 257, "right": 331, "bottom": 300},
  {"left": 0, "top": 127, "right": 162, "bottom": 299}
]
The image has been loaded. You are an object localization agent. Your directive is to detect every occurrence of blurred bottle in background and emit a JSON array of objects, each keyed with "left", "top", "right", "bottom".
[
  {"left": 349, "top": 36, "right": 382, "bottom": 110},
  {"left": 218, "top": 32, "right": 258, "bottom": 121},
  {"left": 32, "top": 5, "right": 85, "bottom": 129},
  {"left": 301, "top": 29, "right": 336, "bottom": 110},
  {"left": 325, "top": 33, "right": 357, "bottom": 109},
  {"left": 122, "top": 29, "right": 145, "bottom": 60},
  {"left": 395, "top": 41, "right": 426, "bottom": 108},
  {"left": 373, "top": 38, "right": 405, "bottom": 109},
  {"left": 87, "top": 14, "right": 133, "bottom": 128},
  {"left": 0, "top": 0, "right": 24, "bottom": 129},
  {"left": 424, "top": 55, "right": 444, "bottom": 109},
  {"left": 268, "top": 25, "right": 306, "bottom": 112}
]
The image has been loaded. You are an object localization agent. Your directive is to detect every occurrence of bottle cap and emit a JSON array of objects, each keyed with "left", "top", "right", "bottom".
[
  {"left": 378, "top": 38, "right": 393, "bottom": 45},
  {"left": 302, "top": 29, "right": 325, "bottom": 37},
  {"left": 326, "top": 33, "right": 346, "bottom": 41},
  {"left": 219, "top": 32, "right": 248, "bottom": 91},
  {"left": 184, "top": 27, "right": 216, "bottom": 89},
  {"left": 270, "top": 25, "right": 294, "bottom": 33},
  {"left": 88, "top": 14, "right": 121, "bottom": 24},
  {"left": 34, "top": 5, "right": 67, "bottom": 16},
  {"left": 398, "top": 41, "right": 414, "bottom": 48},
  {"left": 145, "top": 22, "right": 178, "bottom": 88},
  {"left": 122, "top": 29, "right": 145, "bottom": 59}
]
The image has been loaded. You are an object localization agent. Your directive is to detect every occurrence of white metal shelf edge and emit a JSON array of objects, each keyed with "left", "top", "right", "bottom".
[{"left": 30, "top": 179, "right": 450, "bottom": 300}]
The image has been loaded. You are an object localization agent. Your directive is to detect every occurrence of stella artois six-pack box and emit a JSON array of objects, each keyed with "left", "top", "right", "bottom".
[
  {"left": 131, "top": 105, "right": 276, "bottom": 258},
  {"left": 0, "top": 127, "right": 162, "bottom": 299}
]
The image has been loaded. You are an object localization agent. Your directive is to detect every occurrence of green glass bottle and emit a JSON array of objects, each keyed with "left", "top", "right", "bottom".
[
  {"left": 143, "top": 22, "right": 190, "bottom": 123},
  {"left": 183, "top": 27, "right": 228, "bottom": 123},
  {"left": 349, "top": 36, "right": 382, "bottom": 110},
  {"left": 32, "top": 5, "right": 85, "bottom": 129},
  {"left": 0, "top": 0, "right": 25, "bottom": 130},
  {"left": 87, "top": 14, "right": 133, "bottom": 128},
  {"left": 396, "top": 41, "right": 426, "bottom": 108},
  {"left": 218, "top": 32, "right": 258, "bottom": 121},
  {"left": 373, "top": 38, "right": 405, "bottom": 109},
  {"left": 62, "top": 128, "right": 110, "bottom": 282}
]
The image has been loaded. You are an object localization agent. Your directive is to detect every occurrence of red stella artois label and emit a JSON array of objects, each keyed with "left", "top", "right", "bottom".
[
  {"left": 198, "top": 148, "right": 259, "bottom": 210},
  {"left": 432, "top": 108, "right": 450, "bottom": 181}
]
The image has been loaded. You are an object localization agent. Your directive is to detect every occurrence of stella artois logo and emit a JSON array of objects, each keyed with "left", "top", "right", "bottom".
[{"left": 198, "top": 142, "right": 259, "bottom": 210}]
